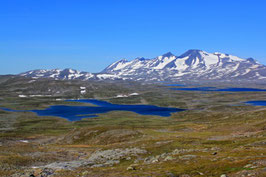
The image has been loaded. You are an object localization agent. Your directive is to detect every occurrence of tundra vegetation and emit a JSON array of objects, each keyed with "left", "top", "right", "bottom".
[{"left": 0, "top": 76, "right": 265, "bottom": 177}]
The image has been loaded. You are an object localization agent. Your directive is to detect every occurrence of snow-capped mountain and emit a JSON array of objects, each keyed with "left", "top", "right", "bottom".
[
  {"left": 19, "top": 68, "right": 122, "bottom": 81},
  {"left": 18, "top": 50, "right": 266, "bottom": 82},
  {"left": 20, "top": 69, "right": 94, "bottom": 80},
  {"left": 102, "top": 50, "right": 266, "bottom": 81}
]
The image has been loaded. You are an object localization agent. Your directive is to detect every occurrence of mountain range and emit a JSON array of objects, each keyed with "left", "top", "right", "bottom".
[{"left": 18, "top": 49, "right": 266, "bottom": 82}]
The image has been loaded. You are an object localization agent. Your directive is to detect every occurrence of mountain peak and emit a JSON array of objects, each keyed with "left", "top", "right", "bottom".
[
  {"left": 62, "top": 68, "right": 78, "bottom": 74},
  {"left": 179, "top": 49, "right": 203, "bottom": 58},
  {"left": 135, "top": 57, "right": 146, "bottom": 61},
  {"left": 186, "top": 49, "right": 202, "bottom": 53},
  {"left": 161, "top": 52, "right": 175, "bottom": 58},
  {"left": 246, "top": 57, "right": 257, "bottom": 64},
  {"left": 118, "top": 59, "right": 128, "bottom": 62}
]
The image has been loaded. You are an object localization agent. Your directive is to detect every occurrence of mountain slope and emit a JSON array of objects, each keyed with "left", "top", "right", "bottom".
[{"left": 102, "top": 50, "right": 266, "bottom": 81}]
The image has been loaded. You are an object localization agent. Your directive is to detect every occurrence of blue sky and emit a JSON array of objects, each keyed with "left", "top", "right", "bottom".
[{"left": 0, "top": 0, "right": 266, "bottom": 74}]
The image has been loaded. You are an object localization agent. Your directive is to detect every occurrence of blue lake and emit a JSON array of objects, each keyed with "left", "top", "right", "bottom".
[
  {"left": 165, "top": 84, "right": 186, "bottom": 87},
  {"left": 245, "top": 100, "right": 266, "bottom": 106},
  {"left": 1, "top": 99, "right": 185, "bottom": 121},
  {"left": 171, "top": 87, "right": 266, "bottom": 92}
]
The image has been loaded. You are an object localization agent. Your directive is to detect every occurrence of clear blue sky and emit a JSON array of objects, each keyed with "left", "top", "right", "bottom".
[{"left": 0, "top": 0, "right": 266, "bottom": 74}]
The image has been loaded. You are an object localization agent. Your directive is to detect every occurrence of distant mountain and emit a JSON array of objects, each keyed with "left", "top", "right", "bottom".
[
  {"left": 19, "top": 68, "right": 123, "bottom": 81},
  {"left": 18, "top": 50, "right": 266, "bottom": 82},
  {"left": 102, "top": 49, "right": 266, "bottom": 82}
]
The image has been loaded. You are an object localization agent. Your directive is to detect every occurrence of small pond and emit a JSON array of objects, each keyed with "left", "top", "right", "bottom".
[
  {"left": 171, "top": 87, "right": 266, "bottom": 92},
  {"left": 244, "top": 100, "right": 266, "bottom": 106}
]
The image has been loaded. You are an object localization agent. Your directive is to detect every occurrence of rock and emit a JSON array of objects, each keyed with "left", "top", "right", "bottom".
[
  {"left": 212, "top": 152, "right": 218, "bottom": 155},
  {"left": 43, "top": 160, "right": 86, "bottom": 170},
  {"left": 127, "top": 165, "right": 136, "bottom": 171},
  {"left": 253, "top": 159, "right": 266, "bottom": 167},
  {"left": 180, "top": 174, "right": 191, "bottom": 177},
  {"left": 232, "top": 168, "right": 265, "bottom": 177},
  {"left": 90, "top": 164, "right": 106, "bottom": 168},
  {"left": 171, "top": 148, "right": 200, "bottom": 155},
  {"left": 220, "top": 174, "right": 227, "bottom": 177},
  {"left": 179, "top": 155, "right": 197, "bottom": 160},
  {"left": 208, "top": 136, "right": 230, "bottom": 141},
  {"left": 211, "top": 147, "right": 221, "bottom": 151},
  {"left": 196, "top": 171, "right": 204, "bottom": 175},
  {"left": 166, "top": 172, "right": 178, "bottom": 177},
  {"left": 88, "top": 148, "right": 146, "bottom": 164},
  {"left": 82, "top": 171, "right": 89, "bottom": 176},
  {"left": 144, "top": 156, "right": 160, "bottom": 164},
  {"left": 244, "top": 164, "right": 253, "bottom": 168},
  {"left": 127, "top": 166, "right": 135, "bottom": 170},
  {"left": 39, "top": 168, "right": 55, "bottom": 177},
  {"left": 40, "top": 148, "right": 146, "bottom": 170},
  {"left": 155, "top": 140, "right": 173, "bottom": 145},
  {"left": 164, "top": 156, "right": 174, "bottom": 161},
  {"left": 11, "top": 168, "right": 55, "bottom": 177},
  {"left": 160, "top": 153, "right": 168, "bottom": 158}
]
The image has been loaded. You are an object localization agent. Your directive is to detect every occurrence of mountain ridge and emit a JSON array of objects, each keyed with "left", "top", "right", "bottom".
[
  {"left": 102, "top": 49, "right": 266, "bottom": 81},
  {"left": 18, "top": 49, "right": 266, "bottom": 82}
]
